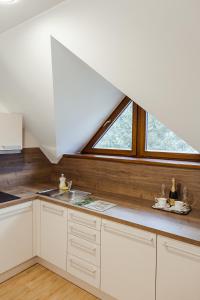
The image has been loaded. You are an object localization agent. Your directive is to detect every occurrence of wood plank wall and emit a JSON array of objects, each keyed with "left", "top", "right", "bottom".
[
  {"left": 0, "top": 148, "right": 52, "bottom": 189},
  {"left": 1, "top": 150, "right": 200, "bottom": 209},
  {"left": 53, "top": 156, "right": 200, "bottom": 209}
]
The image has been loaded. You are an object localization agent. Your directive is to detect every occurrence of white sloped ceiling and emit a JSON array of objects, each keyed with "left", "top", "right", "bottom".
[
  {"left": 51, "top": 37, "right": 124, "bottom": 156},
  {"left": 0, "top": 0, "right": 199, "bottom": 162}
]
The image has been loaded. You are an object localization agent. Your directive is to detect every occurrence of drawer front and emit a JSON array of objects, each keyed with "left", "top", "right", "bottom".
[
  {"left": 67, "top": 255, "right": 100, "bottom": 288},
  {"left": 68, "top": 234, "right": 100, "bottom": 266},
  {"left": 68, "top": 209, "right": 101, "bottom": 230},
  {"left": 68, "top": 222, "right": 100, "bottom": 244},
  {"left": 102, "top": 219, "right": 156, "bottom": 244},
  {"left": 41, "top": 201, "right": 68, "bottom": 218}
]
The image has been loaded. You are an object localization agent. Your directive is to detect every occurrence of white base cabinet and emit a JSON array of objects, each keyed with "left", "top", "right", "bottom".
[
  {"left": 101, "top": 219, "right": 156, "bottom": 300},
  {"left": 0, "top": 202, "right": 33, "bottom": 273},
  {"left": 2, "top": 199, "right": 200, "bottom": 300},
  {"left": 157, "top": 235, "right": 200, "bottom": 300},
  {"left": 40, "top": 201, "right": 68, "bottom": 271}
]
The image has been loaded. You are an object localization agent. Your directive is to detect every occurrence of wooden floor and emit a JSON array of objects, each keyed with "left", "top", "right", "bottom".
[{"left": 0, "top": 264, "right": 99, "bottom": 300}]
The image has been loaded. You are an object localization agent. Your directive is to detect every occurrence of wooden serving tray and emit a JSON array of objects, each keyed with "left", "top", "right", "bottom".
[{"left": 152, "top": 204, "right": 192, "bottom": 215}]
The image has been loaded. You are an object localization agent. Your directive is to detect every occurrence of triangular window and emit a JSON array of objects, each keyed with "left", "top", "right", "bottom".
[{"left": 83, "top": 97, "right": 199, "bottom": 161}]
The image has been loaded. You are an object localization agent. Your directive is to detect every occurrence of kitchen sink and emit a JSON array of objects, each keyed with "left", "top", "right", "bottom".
[{"left": 37, "top": 189, "right": 117, "bottom": 212}]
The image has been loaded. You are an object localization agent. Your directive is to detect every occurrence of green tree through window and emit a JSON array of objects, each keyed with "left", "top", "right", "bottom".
[
  {"left": 94, "top": 102, "right": 133, "bottom": 150},
  {"left": 146, "top": 113, "right": 198, "bottom": 154}
]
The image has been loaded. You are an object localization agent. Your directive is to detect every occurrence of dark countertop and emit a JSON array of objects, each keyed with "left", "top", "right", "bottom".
[{"left": 1, "top": 184, "right": 200, "bottom": 247}]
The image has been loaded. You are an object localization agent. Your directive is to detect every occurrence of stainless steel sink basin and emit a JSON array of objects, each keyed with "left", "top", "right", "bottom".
[
  {"left": 37, "top": 188, "right": 91, "bottom": 204},
  {"left": 37, "top": 189, "right": 117, "bottom": 211}
]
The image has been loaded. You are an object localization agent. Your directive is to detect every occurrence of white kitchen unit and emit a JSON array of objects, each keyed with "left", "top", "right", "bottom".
[
  {"left": 157, "top": 235, "right": 200, "bottom": 300},
  {"left": 101, "top": 219, "right": 156, "bottom": 300},
  {"left": 67, "top": 209, "right": 101, "bottom": 288},
  {"left": 40, "top": 201, "right": 68, "bottom": 270},
  {"left": 0, "top": 113, "right": 23, "bottom": 152},
  {"left": 0, "top": 202, "right": 33, "bottom": 274}
]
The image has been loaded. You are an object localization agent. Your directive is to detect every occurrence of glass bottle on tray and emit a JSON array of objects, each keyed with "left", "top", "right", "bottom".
[{"left": 169, "top": 178, "right": 178, "bottom": 206}]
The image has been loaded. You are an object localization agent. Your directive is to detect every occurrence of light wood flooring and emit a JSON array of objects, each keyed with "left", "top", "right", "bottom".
[{"left": 0, "top": 264, "right": 99, "bottom": 300}]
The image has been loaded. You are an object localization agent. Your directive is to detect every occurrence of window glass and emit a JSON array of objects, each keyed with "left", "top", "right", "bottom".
[
  {"left": 146, "top": 113, "right": 198, "bottom": 154},
  {"left": 94, "top": 102, "right": 133, "bottom": 150}
]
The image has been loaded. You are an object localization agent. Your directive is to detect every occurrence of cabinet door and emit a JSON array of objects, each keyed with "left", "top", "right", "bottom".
[
  {"left": 157, "top": 235, "right": 200, "bottom": 300},
  {"left": 0, "top": 113, "right": 22, "bottom": 150},
  {"left": 101, "top": 220, "right": 156, "bottom": 300},
  {"left": 0, "top": 202, "right": 33, "bottom": 273},
  {"left": 40, "top": 201, "right": 68, "bottom": 270}
]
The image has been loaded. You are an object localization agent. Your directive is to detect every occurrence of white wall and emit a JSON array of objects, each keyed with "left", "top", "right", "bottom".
[
  {"left": 0, "top": 0, "right": 199, "bottom": 161},
  {"left": 51, "top": 38, "right": 124, "bottom": 155},
  {"left": 23, "top": 129, "right": 39, "bottom": 148},
  {"left": 0, "top": 12, "right": 57, "bottom": 160}
]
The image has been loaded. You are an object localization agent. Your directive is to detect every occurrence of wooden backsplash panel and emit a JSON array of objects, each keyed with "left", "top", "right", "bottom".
[
  {"left": 0, "top": 148, "right": 52, "bottom": 188},
  {"left": 53, "top": 156, "right": 200, "bottom": 208}
]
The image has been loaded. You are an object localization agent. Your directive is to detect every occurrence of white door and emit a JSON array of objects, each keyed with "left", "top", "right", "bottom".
[
  {"left": 101, "top": 219, "right": 156, "bottom": 300},
  {"left": 0, "top": 202, "right": 33, "bottom": 273},
  {"left": 40, "top": 201, "right": 68, "bottom": 270},
  {"left": 157, "top": 235, "right": 200, "bottom": 300}
]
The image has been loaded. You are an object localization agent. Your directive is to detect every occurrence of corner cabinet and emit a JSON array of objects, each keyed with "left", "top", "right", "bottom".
[
  {"left": 101, "top": 219, "right": 156, "bottom": 300},
  {"left": 40, "top": 201, "right": 68, "bottom": 271},
  {"left": 0, "top": 202, "right": 33, "bottom": 274},
  {"left": 157, "top": 235, "right": 200, "bottom": 300}
]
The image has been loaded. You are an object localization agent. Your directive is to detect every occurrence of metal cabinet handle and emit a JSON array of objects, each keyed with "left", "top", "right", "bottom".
[
  {"left": 70, "top": 239, "right": 96, "bottom": 254},
  {"left": 70, "top": 259, "right": 96, "bottom": 277},
  {"left": 70, "top": 226, "right": 97, "bottom": 242},
  {"left": 164, "top": 242, "right": 200, "bottom": 259},
  {"left": 69, "top": 213, "right": 97, "bottom": 227},
  {"left": 42, "top": 204, "right": 64, "bottom": 216},
  {"left": 103, "top": 224, "right": 154, "bottom": 244},
  {"left": 103, "top": 119, "right": 112, "bottom": 127}
]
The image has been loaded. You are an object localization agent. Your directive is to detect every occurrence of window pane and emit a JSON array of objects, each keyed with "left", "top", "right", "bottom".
[
  {"left": 94, "top": 102, "right": 133, "bottom": 150},
  {"left": 146, "top": 113, "right": 198, "bottom": 154}
]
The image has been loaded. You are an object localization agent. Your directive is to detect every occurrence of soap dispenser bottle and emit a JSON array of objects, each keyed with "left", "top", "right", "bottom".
[{"left": 59, "top": 174, "right": 67, "bottom": 191}]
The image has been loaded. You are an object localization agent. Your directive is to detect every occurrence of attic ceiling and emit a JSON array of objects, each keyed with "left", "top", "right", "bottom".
[
  {"left": 0, "top": 0, "right": 64, "bottom": 33},
  {"left": 0, "top": 0, "right": 200, "bottom": 163}
]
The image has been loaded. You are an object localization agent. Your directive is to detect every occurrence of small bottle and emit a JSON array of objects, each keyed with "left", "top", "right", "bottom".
[
  {"left": 59, "top": 174, "right": 67, "bottom": 191},
  {"left": 169, "top": 178, "right": 178, "bottom": 206}
]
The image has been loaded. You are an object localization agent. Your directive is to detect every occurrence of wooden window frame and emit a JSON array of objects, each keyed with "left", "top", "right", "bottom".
[
  {"left": 83, "top": 97, "right": 200, "bottom": 162},
  {"left": 83, "top": 97, "right": 138, "bottom": 157},
  {"left": 137, "top": 108, "right": 200, "bottom": 162}
]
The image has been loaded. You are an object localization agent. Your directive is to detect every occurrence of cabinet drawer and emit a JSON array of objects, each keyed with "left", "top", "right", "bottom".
[
  {"left": 68, "top": 209, "right": 101, "bottom": 230},
  {"left": 68, "top": 234, "right": 100, "bottom": 266},
  {"left": 68, "top": 222, "right": 100, "bottom": 244},
  {"left": 0, "top": 201, "right": 32, "bottom": 218},
  {"left": 102, "top": 219, "right": 156, "bottom": 244},
  {"left": 41, "top": 202, "right": 68, "bottom": 218},
  {"left": 67, "top": 255, "right": 100, "bottom": 288}
]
